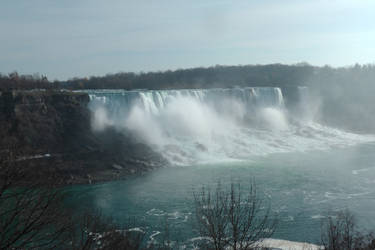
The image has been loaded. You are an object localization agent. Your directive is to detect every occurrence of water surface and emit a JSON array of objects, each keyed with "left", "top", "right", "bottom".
[{"left": 67, "top": 141, "right": 375, "bottom": 246}]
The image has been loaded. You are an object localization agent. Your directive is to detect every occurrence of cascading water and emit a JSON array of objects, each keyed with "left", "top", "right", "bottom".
[{"left": 86, "top": 87, "right": 373, "bottom": 165}]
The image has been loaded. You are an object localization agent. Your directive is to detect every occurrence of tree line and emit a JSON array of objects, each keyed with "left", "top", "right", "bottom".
[
  {"left": 2, "top": 63, "right": 375, "bottom": 91},
  {"left": 60, "top": 63, "right": 375, "bottom": 90},
  {"left": 0, "top": 72, "right": 57, "bottom": 90},
  {"left": 60, "top": 64, "right": 314, "bottom": 90}
]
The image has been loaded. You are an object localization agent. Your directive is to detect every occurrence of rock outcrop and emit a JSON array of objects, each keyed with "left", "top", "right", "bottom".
[{"left": 0, "top": 90, "right": 167, "bottom": 185}]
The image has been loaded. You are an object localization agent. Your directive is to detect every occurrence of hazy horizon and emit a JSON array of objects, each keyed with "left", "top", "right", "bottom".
[{"left": 1, "top": 0, "right": 375, "bottom": 80}]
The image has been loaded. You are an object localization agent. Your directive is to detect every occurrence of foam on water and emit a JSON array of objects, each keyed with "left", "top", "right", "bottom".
[{"left": 86, "top": 88, "right": 374, "bottom": 165}]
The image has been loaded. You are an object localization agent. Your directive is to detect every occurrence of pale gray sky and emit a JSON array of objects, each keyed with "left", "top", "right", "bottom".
[{"left": 0, "top": 0, "right": 374, "bottom": 80}]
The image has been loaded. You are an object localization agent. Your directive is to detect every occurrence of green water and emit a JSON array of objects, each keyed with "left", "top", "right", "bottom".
[{"left": 67, "top": 142, "right": 375, "bottom": 246}]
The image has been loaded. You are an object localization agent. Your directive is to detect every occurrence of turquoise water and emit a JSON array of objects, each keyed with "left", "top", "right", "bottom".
[{"left": 67, "top": 142, "right": 375, "bottom": 246}]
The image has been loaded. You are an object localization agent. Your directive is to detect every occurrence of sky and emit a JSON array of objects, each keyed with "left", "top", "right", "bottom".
[{"left": 0, "top": 0, "right": 375, "bottom": 80}]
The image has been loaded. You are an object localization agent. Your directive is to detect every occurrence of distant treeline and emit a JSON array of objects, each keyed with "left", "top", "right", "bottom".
[
  {"left": 0, "top": 72, "right": 58, "bottom": 90},
  {"left": 61, "top": 64, "right": 315, "bottom": 90},
  {"left": 1, "top": 63, "right": 375, "bottom": 91},
  {"left": 59, "top": 63, "right": 375, "bottom": 91}
]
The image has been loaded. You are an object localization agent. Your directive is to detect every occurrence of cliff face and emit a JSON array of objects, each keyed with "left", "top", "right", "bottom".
[
  {"left": 0, "top": 91, "right": 91, "bottom": 153},
  {"left": 0, "top": 91, "right": 167, "bottom": 185}
]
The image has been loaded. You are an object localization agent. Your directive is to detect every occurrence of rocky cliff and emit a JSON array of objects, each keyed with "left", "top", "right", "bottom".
[{"left": 0, "top": 90, "right": 167, "bottom": 185}]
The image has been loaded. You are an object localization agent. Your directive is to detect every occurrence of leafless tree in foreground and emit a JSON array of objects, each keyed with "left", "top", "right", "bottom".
[
  {"left": 193, "top": 181, "right": 277, "bottom": 250},
  {"left": 0, "top": 148, "right": 167, "bottom": 250},
  {"left": 0, "top": 148, "right": 74, "bottom": 249},
  {"left": 321, "top": 210, "right": 375, "bottom": 250},
  {"left": 68, "top": 211, "right": 146, "bottom": 250}
]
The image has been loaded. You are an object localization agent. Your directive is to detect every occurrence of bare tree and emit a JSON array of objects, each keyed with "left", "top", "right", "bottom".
[
  {"left": 193, "top": 181, "right": 277, "bottom": 250},
  {"left": 68, "top": 211, "right": 145, "bottom": 250},
  {"left": 1, "top": 146, "right": 152, "bottom": 250},
  {"left": 321, "top": 210, "right": 375, "bottom": 250},
  {"left": 0, "top": 148, "right": 73, "bottom": 249}
]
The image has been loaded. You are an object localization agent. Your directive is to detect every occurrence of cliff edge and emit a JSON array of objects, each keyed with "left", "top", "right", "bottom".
[{"left": 0, "top": 90, "right": 167, "bottom": 185}]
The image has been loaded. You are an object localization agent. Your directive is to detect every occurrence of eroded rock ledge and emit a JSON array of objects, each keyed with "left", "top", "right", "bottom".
[{"left": 0, "top": 90, "right": 168, "bottom": 185}]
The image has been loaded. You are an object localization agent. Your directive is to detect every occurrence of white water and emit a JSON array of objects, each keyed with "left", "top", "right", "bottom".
[{"left": 87, "top": 87, "right": 374, "bottom": 165}]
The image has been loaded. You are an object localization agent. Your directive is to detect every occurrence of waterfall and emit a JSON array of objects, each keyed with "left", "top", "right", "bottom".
[
  {"left": 84, "top": 87, "right": 372, "bottom": 165},
  {"left": 88, "top": 87, "right": 285, "bottom": 119}
]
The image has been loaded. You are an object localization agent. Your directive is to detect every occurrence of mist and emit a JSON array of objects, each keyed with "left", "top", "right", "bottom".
[
  {"left": 304, "top": 65, "right": 375, "bottom": 133},
  {"left": 88, "top": 86, "right": 373, "bottom": 166}
]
